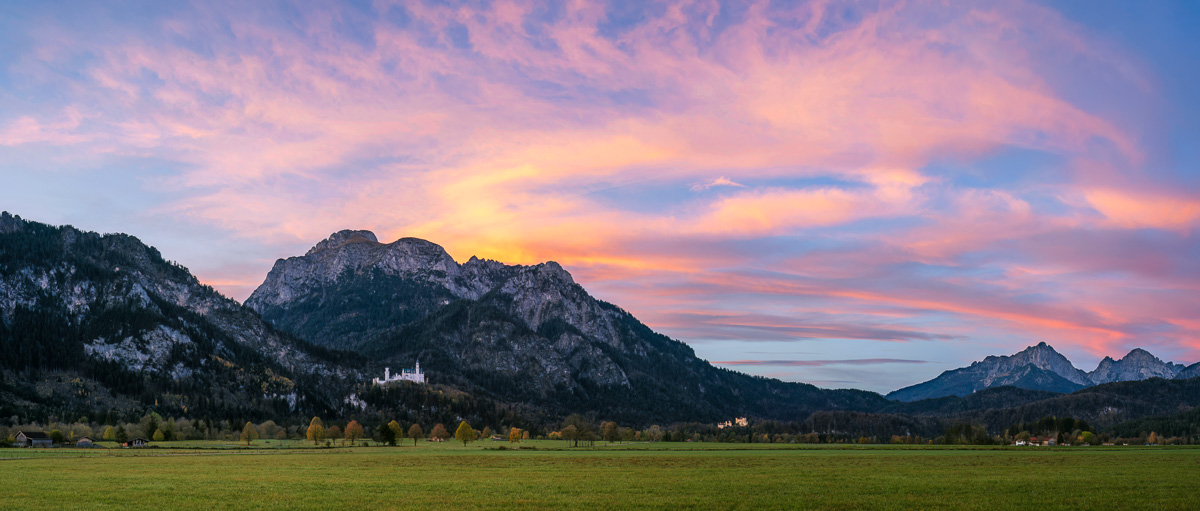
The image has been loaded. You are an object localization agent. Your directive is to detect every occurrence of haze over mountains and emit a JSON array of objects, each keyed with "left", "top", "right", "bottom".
[
  {"left": 888, "top": 342, "right": 1198, "bottom": 402},
  {"left": 4, "top": 211, "right": 1200, "bottom": 435}
]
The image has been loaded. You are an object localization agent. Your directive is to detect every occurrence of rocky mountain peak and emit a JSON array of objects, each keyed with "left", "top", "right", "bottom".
[
  {"left": 536, "top": 261, "right": 574, "bottom": 285},
  {"left": 1088, "top": 347, "right": 1184, "bottom": 384},
  {"left": 0, "top": 211, "right": 26, "bottom": 233},
  {"left": 981, "top": 342, "right": 1092, "bottom": 386},
  {"left": 1122, "top": 348, "right": 1156, "bottom": 361},
  {"left": 305, "top": 229, "right": 380, "bottom": 256}
]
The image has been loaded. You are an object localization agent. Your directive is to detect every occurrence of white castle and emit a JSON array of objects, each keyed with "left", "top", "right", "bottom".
[{"left": 373, "top": 362, "right": 425, "bottom": 385}]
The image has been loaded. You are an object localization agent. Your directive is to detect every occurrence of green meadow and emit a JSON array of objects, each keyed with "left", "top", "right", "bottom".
[{"left": 2, "top": 442, "right": 1196, "bottom": 510}]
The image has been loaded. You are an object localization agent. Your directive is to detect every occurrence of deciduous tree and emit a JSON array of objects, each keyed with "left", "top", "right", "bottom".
[
  {"left": 509, "top": 427, "right": 521, "bottom": 443},
  {"left": 326, "top": 425, "right": 343, "bottom": 440},
  {"left": 387, "top": 421, "right": 403, "bottom": 444},
  {"left": 408, "top": 424, "right": 424, "bottom": 446},
  {"left": 258, "top": 420, "right": 279, "bottom": 439},
  {"left": 103, "top": 426, "right": 115, "bottom": 441},
  {"left": 431, "top": 423, "right": 449, "bottom": 441},
  {"left": 602, "top": 421, "right": 620, "bottom": 444},
  {"left": 240, "top": 422, "right": 258, "bottom": 446},
  {"left": 153, "top": 428, "right": 165, "bottom": 442},
  {"left": 307, "top": 417, "right": 325, "bottom": 445},
  {"left": 345, "top": 421, "right": 364, "bottom": 445},
  {"left": 561, "top": 425, "right": 579, "bottom": 447},
  {"left": 455, "top": 421, "right": 476, "bottom": 446},
  {"left": 562, "top": 414, "right": 595, "bottom": 447}
]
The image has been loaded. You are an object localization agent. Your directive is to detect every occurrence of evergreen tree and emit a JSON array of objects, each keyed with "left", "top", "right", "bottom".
[{"left": 376, "top": 423, "right": 395, "bottom": 446}]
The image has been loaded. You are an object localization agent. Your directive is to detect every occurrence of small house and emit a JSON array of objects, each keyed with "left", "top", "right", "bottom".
[
  {"left": 75, "top": 437, "right": 94, "bottom": 447},
  {"left": 124, "top": 438, "right": 148, "bottom": 448},
  {"left": 14, "top": 431, "right": 53, "bottom": 448}
]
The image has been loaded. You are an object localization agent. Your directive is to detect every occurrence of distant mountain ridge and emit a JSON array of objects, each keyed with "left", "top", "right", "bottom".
[
  {"left": 1089, "top": 348, "right": 1185, "bottom": 384},
  {"left": 888, "top": 342, "right": 1194, "bottom": 401}
]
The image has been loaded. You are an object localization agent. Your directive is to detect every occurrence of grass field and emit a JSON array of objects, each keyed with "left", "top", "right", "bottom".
[{"left": 2, "top": 442, "right": 1196, "bottom": 510}]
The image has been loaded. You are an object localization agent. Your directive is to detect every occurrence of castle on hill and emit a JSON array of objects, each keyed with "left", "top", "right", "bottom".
[{"left": 373, "top": 362, "right": 425, "bottom": 385}]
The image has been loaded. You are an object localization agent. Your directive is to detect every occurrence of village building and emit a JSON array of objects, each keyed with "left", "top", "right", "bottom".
[
  {"left": 75, "top": 436, "right": 94, "bottom": 447},
  {"left": 14, "top": 431, "right": 53, "bottom": 448},
  {"left": 372, "top": 362, "right": 425, "bottom": 385},
  {"left": 716, "top": 417, "right": 749, "bottom": 429},
  {"left": 124, "top": 438, "right": 148, "bottom": 448}
]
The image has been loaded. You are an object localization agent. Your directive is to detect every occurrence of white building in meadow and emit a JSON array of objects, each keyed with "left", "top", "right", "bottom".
[{"left": 373, "top": 362, "right": 425, "bottom": 385}]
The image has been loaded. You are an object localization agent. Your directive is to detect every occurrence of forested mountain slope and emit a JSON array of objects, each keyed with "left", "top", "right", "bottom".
[
  {"left": 0, "top": 212, "right": 359, "bottom": 423},
  {"left": 247, "top": 230, "right": 890, "bottom": 424}
]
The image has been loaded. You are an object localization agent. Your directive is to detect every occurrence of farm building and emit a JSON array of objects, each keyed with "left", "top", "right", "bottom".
[
  {"left": 124, "top": 438, "right": 148, "bottom": 448},
  {"left": 75, "top": 437, "right": 95, "bottom": 447},
  {"left": 14, "top": 431, "right": 53, "bottom": 448}
]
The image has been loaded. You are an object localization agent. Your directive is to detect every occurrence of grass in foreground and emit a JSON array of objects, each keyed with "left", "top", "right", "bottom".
[{"left": 1, "top": 443, "right": 1196, "bottom": 510}]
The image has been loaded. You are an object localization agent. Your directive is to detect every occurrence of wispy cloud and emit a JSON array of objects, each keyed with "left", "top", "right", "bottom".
[
  {"left": 0, "top": 0, "right": 1196, "bottom": 391},
  {"left": 690, "top": 176, "right": 746, "bottom": 192}
]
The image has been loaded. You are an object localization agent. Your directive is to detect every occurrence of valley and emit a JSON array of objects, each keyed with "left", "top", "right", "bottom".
[{"left": 2, "top": 212, "right": 1200, "bottom": 444}]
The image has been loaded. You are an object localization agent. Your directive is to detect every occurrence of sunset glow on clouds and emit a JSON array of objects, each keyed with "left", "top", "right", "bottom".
[{"left": 3, "top": 0, "right": 1199, "bottom": 391}]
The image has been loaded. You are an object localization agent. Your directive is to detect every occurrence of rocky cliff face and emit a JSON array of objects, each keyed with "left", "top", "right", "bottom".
[
  {"left": 0, "top": 212, "right": 357, "bottom": 421},
  {"left": 245, "top": 230, "right": 632, "bottom": 386},
  {"left": 247, "top": 232, "right": 510, "bottom": 310},
  {"left": 979, "top": 342, "right": 1094, "bottom": 386},
  {"left": 1089, "top": 349, "right": 1185, "bottom": 384},
  {"left": 1177, "top": 362, "right": 1200, "bottom": 380},
  {"left": 246, "top": 230, "right": 888, "bottom": 423}
]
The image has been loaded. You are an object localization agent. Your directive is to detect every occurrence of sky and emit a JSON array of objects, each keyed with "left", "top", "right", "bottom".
[{"left": 2, "top": 0, "right": 1199, "bottom": 393}]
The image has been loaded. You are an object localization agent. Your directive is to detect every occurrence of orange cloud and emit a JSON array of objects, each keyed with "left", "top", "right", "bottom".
[{"left": 8, "top": 0, "right": 1196, "bottom": 371}]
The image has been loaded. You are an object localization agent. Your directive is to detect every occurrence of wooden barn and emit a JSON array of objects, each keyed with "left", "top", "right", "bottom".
[{"left": 14, "top": 431, "right": 53, "bottom": 448}]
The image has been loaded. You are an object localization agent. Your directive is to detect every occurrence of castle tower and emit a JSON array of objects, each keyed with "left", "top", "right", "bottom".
[{"left": 384, "top": 367, "right": 390, "bottom": 381}]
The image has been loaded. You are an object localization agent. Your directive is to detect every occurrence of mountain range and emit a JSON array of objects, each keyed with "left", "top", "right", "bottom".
[
  {"left": 3, "top": 211, "right": 1199, "bottom": 435},
  {"left": 888, "top": 342, "right": 1198, "bottom": 401},
  {"left": 243, "top": 228, "right": 886, "bottom": 424}
]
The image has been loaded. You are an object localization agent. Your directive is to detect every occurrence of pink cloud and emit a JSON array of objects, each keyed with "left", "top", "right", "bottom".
[
  {"left": 690, "top": 176, "right": 745, "bottom": 191},
  {"left": 5, "top": 0, "right": 1197, "bottom": 370}
]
